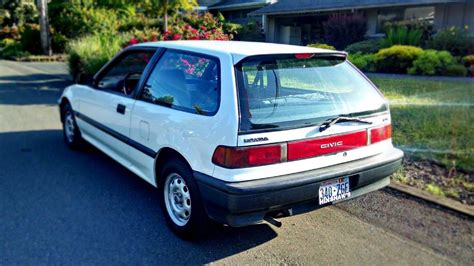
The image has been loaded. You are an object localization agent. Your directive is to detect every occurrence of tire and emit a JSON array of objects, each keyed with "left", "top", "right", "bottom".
[
  {"left": 159, "top": 158, "right": 209, "bottom": 239},
  {"left": 61, "top": 103, "right": 84, "bottom": 149}
]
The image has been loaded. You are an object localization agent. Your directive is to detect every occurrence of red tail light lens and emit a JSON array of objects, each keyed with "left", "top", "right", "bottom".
[
  {"left": 212, "top": 144, "right": 282, "bottom": 168},
  {"left": 287, "top": 130, "right": 368, "bottom": 161},
  {"left": 370, "top": 124, "right": 392, "bottom": 144}
]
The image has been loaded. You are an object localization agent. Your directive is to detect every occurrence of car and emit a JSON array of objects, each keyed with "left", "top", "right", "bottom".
[{"left": 58, "top": 41, "right": 403, "bottom": 238}]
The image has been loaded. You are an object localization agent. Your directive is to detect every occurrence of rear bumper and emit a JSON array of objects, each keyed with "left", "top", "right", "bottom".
[{"left": 194, "top": 148, "right": 403, "bottom": 227}]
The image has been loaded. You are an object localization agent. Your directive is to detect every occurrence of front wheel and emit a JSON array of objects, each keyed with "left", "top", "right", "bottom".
[
  {"left": 62, "top": 103, "right": 84, "bottom": 149},
  {"left": 160, "top": 159, "right": 209, "bottom": 239}
]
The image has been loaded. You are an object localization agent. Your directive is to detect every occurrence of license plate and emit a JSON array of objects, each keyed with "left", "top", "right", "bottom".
[{"left": 319, "top": 177, "right": 351, "bottom": 205}]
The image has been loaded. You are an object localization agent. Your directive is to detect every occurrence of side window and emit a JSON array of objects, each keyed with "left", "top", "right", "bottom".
[
  {"left": 97, "top": 51, "right": 155, "bottom": 96},
  {"left": 140, "top": 50, "right": 220, "bottom": 115}
]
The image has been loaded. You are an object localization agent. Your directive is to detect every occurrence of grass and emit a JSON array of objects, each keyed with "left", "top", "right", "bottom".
[
  {"left": 372, "top": 77, "right": 474, "bottom": 170},
  {"left": 373, "top": 76, "right": 473, "bottom": 203},
  {"left": 370, "top": 77, "right": 474, "bottom": 106}
]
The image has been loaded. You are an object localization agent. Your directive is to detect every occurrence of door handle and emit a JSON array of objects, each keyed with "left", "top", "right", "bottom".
[{"left": 116, "top": 104, "right": 126, "bottom": 114}]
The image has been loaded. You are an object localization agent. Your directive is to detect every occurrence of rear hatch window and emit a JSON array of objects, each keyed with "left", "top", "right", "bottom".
[{"left": 235, "top": 54, "right": 388, "bottom": 133}]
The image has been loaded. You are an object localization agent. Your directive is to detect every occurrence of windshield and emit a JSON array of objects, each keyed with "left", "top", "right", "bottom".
[{"left": 235, "top": 54, "right": 388, "bottom": 132}]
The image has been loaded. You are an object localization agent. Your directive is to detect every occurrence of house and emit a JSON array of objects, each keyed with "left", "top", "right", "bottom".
[
  {"left": 198, "top": 0, "right": 275, "bottom": 24},
  {"left": 251, "top": 0, "right": 474, "bottom": 45}
]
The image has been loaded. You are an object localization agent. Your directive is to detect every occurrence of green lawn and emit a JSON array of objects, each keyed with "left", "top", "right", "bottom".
[{"left": 371, "top": 77, "right": 474, "bottom": 170}]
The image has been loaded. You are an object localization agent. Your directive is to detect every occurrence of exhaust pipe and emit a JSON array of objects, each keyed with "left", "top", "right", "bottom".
[{"left": 264, "top": 215, "right": 282, "bottom": 228}]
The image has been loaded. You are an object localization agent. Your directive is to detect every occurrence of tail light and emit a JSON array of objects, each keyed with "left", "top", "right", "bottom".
[
  {"left": 213, "top": 123, "right": 392, "bottom": 168},
  {"left": 212, "top": 144, "right": 282, "bottom": 168},
  {"left": 370, "top": 124, "right": 392, "bottom": 144}
]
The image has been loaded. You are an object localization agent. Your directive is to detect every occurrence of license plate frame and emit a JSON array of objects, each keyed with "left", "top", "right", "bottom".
[{"left": 318, "top": 177, "right": 351, "bottom": 205}]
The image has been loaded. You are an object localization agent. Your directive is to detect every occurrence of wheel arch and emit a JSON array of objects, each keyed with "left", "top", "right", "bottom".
[{"left": 154, "top": 147, "right": 193, "bottom": 186}]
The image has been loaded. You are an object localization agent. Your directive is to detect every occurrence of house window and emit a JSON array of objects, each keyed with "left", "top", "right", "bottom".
[{"left": 376, "top": 6, "right": 434, "bottom": 33}]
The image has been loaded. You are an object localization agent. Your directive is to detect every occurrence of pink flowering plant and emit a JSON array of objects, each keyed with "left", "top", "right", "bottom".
[{"left": 123, "top": 13, "right": 232, "bottom": 49}]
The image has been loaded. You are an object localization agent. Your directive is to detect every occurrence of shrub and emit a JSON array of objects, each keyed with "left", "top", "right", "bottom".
[
  {"left": 408, "top": 50, "right": 454, "bottom": 76},
  {"left": 375, "top": 45, "right": 423, "bottom": 73},
  {"left": 344, "top": 39, "right": 383, "bottom": 54},
  {"left": 428, "top": 26, "right": 473, "bottom": 56},
  {"left": 49, "top": 1, "right": 122, "bottom": 39},
  {"left": 19, "top": 23, "right": 41, "bottom": 54},
  {"left": 322, "top": 13, "right": 367, "bottom": 50},
  {"left": 307, "top": 43, "right": 336, "bottom": 50},
  {"left": 383, "top": 20, "right": 433, "bottom": 45},
  {"left": 442, "top": 64, "right": 468, "bottom": 77},
  {"left": 462, "top": 55, "right": 474, "bottom": 66},
  {"left": 348, "top": 52, "right": 376, "bottom": 72},
  {"left": 233, "top": 21, "right": 264, "bottom": 42},
  {"left": 382, "top": 26, "right": 422, "bottom": 47},
  {"left": 0, "top": 38, "right": 15, "bottom": 48},
  {"left": 2, "top": 0, "right": 38, "bottom": 26},
  {"left": 67, "top": 33, "right": 131, "bottom": 79},
  {"left": 0, "top": 38, "right": 28, "bottom": 58}
]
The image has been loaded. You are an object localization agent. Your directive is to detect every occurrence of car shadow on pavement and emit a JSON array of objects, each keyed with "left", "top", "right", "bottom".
[
  {"left": 0, "top": 129, "right": 277, "bottom": 264},
  {"left": 0, "top": 74, "right": 71, "bottom": 106}
]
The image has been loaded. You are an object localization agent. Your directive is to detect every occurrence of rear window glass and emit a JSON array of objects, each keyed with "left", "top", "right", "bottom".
[{"left": 236, "top": 54, "right": 387, "bottom": 132}]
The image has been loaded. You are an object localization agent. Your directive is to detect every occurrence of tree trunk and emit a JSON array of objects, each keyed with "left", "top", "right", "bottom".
[
  {"left": 164, "top": 0, "right": 169, "bottom": 32},
  {"left": 37, "top": 0, "right": 51, "bottom": 56}
]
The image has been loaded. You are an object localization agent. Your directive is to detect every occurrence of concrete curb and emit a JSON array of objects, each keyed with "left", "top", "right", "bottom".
[{"left": 388, "top": 182, "right": 473, "bottom": 217}]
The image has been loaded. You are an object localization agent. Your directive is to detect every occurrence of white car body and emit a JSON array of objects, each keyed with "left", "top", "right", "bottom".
[{"left": 59, "top": 41, "right": 403, "bottom": 230}]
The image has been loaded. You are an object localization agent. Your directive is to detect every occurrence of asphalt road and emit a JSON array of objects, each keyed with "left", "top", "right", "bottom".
[{"left": 0, "top": 60, "right": 472, "bottom": 265}]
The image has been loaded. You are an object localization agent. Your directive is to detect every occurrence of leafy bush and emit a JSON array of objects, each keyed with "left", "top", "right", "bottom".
[
  {"left": 230, "top": 21, "right": 264, "bottom": 42},
  {"left": 462, "top": 55, "right": 474, "bottom": 66},
  {"left": 0, "top": 38, "right": 28, "bottom": 58},
  {"left": 19, "top": 23, "right": 41, "bottom": 54},
  {"left": 428, "top": 26, "right": 473, "bottom": 56},
  {"left": 442, "top": 64, "right": 468, "bottom": 77},
  {"left": 348, "top": 52, "right": 376, "bottom": 72},
  {"left": 0, "top": 38, "right": 15, "bottom": 48},
  {"left": 408, "top": 50, "right": 454, "bottom": 76},
  {"left": 0, "top": 25, "right": 20, "bottom": 40},
  {"left": 344, "top": 39, "right": 383, "bottom": 54},
  {"left": 382, "top": 26, "right": 422, "bottom": 47},
  {"left": 322, "top": 13, "right": 367, "bottom": 50},
  {"left": 2, "top": 0, "right": 38, "bottom": 26},
  {"left": 307, "top": 43, "right": 336, "bottom": 50},
  {"left": 67, "top": 34, "right": 130, "bottom": 79},
  {"left": 375, "top": 45, "right": 423, "bottom": 73},
  {"left": 383, "top": 20, "right": 433, "bottom": 45},
  {"left": 49, "top": 1, "right": 122, "bottom": 39}
]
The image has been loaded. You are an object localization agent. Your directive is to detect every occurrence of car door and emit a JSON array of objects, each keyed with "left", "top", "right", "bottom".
[
  {"left": 128, "top": 49, "right": 222, "bottom": 185},
  {"left": 76, "top": 48, "right": 157, "bottom": 163}
]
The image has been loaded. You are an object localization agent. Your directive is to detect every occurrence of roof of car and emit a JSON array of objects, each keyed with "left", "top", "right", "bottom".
[{"left": 136, "top": 41, "right": 344, "bottom": 63}]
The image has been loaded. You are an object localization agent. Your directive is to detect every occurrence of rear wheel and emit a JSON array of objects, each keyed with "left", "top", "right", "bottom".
[
  {"left": 159, "top": 158, "right": 209, "bottom": 239},
  {"left": 62, "top": 103, "right": 83, "bottom": 149}
]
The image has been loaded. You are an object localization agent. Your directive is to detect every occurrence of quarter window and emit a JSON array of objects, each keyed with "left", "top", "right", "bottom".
[{"left": 141, "top": 50, "right": 220, "bottom": 115}]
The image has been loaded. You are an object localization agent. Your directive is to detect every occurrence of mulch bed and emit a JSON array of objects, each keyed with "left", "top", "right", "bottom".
[{"left": 394, "top": 156, "right": 473, "bottom": 205}]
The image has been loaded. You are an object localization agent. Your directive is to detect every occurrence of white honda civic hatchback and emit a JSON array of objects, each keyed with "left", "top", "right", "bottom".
[{"left": 59, "top": 41, "right": 403, "bottom": 238}]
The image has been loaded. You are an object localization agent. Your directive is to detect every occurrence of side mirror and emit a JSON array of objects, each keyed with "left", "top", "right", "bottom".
[{"left": 77, "top": 73, "right": 94, "bottom": 86}]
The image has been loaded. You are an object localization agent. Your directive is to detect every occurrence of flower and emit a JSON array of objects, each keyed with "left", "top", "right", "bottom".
[{"left": 129, "top": 38, "right": 139, "bottom": 45}]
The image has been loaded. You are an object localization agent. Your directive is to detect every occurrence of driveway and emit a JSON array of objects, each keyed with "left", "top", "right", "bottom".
[{"left": 0, "top": 60, "right": 472, "bottom": 265}]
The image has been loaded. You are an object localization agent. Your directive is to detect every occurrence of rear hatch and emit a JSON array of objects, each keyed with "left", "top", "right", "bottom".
[{"left": 213, "top": 53, "right": 392, "bottom": 170}]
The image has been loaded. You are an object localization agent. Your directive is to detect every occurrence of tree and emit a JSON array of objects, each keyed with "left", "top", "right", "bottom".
[
  {"left": 37, "top": 0, "right": 51, "bottom": 55},
  {"left": 155, "top": 0, "right": 197, "bottom": 32}
]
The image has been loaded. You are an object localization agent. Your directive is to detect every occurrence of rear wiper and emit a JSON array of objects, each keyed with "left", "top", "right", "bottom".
[{"left": 319, "top": 116, "right": 372, "bottom": 132}]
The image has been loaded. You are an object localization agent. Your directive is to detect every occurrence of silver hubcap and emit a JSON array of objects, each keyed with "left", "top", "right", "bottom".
[
  {"left": 164, "top": 173, "right": 191, "bottom": 226},
  {"left": 64, "top": 112, "right": 75, "bottom": 143}
]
